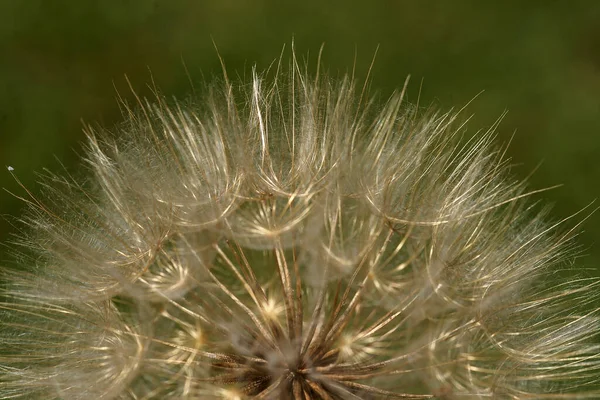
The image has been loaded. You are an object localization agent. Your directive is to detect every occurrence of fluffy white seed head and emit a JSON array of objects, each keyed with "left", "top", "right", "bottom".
[{"left": 1, "top": 53, "right": 600, "bottom": 399}]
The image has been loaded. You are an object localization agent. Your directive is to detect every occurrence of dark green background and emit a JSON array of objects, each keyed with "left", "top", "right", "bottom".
[{"left": 1, "top": 1, "right": 599, "bottom": 274}]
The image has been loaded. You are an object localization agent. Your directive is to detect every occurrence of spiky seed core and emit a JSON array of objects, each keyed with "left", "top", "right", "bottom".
[{"left": 157, "top": 229, "right": 431, "bottom": 399}]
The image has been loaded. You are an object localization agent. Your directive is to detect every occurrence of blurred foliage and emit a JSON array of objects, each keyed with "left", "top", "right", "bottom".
[{"left": 1, "top": 1, "right": 599, "bottom": 274}]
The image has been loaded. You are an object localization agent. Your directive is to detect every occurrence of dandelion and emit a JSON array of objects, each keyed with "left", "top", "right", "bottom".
[{"left": 1, "top": 50, "right": 600, "bottom": 399}]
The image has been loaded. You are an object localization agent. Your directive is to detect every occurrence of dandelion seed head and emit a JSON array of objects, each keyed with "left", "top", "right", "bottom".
[{"left": 1, "top": 50, "right": 600, "bottom": 399}]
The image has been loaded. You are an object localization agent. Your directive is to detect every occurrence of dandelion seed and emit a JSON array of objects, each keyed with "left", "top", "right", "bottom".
[
  {"left": 7, "top": 165, "right": 14, "bottom": 171},
  {"left": 1, "top": 49, "right": 599, "bottom": 399}
]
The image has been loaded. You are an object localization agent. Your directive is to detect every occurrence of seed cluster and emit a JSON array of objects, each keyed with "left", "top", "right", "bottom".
[{"left": 1, "top": 55, "right": 599, "bottom": 399}]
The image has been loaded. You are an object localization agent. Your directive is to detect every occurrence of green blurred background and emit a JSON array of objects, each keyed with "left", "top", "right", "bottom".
[{"left": 1, "top": 1, "right": 599, "bottom": 274}]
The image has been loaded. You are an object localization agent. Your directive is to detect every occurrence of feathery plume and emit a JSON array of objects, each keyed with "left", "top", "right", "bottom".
[{"left": 1, "top": 50, "right": 599, "bottom": 399}]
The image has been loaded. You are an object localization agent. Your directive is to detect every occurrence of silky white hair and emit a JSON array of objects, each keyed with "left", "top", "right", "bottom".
[{"left": 1, "top": 49, "right": 599, "bottom": 399}]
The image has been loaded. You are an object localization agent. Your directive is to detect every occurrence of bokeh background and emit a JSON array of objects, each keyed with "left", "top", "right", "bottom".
[{"left": 1, "top": 1, "right": 599, "bottom": 274}]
